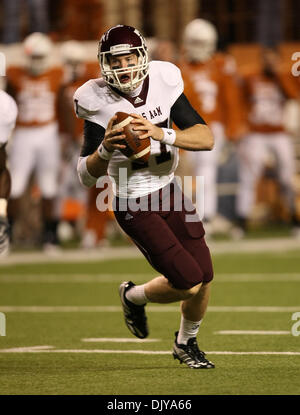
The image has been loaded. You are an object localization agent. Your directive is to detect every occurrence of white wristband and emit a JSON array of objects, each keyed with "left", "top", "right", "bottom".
[
  {"left": 161, "top": 128, "right": 176, "bottom": 146},
  {"left": 97, "top": 142, "right": 113, "bottom": 161}
]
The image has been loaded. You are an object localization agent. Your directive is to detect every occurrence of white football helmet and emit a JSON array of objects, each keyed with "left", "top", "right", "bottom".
[
  {"left": 98, "top": 25, "right": 149, "bottom": 93},
  {"left": 183, "top": 19, "right": 217, "bottom": 63},
  {"left": 60, "top": 40, "right": 86, "bottom": 64},
  {"left": 61, "top": 40, "right": 86, "bottom": 81},
  {"left": 23, "top": 32, "right": 52, "bottom": 75}
]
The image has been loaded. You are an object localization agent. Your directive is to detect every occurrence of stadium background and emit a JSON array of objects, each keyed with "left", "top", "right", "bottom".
[
  {"left": 0, "top": 0, "right": 300, "bottom": 398},
  {"left": 0, "top": 0, "right": 300, "bottom": 247}
]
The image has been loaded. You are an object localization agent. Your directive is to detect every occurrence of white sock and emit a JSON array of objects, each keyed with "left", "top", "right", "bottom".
[
  {"left": 125, "top": 284, "right": 149, "bottom": 305},
  {"left": 177, "top": 316, "right": 202, "bottom": 345}
]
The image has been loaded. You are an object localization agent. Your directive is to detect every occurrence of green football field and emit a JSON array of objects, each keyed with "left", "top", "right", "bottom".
[{"left": 0, "top": 247, "right": 300, "bottom": 395}]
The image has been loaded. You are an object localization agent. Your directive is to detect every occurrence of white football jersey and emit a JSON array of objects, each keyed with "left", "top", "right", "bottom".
[
  {"left": 0, "top": 90, "right": 18, "bottom": 146},
  {"left": 74, "top": 61, "right": 184, "bottom": 198}
]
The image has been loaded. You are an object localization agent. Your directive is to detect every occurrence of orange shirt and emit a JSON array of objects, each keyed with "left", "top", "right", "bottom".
[
  {"left": 6, "top": 66, "right": 64, "bottom": 127},
  {"left": 242, "top": 71, "right": 299, "bottom": 133},
  {"left": 179, "top": 53, "right": 244, "bottom": 139}
]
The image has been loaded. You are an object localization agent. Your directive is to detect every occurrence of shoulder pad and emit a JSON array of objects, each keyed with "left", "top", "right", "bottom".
[
  {"left": 0, "top": 90, "right": 18, "bottom": 123},
  {"left": 73, "top": 78, "right": 105, "bottom": 113},
  {"left": 150, "top": 60, "right": 183, "bottom": 87},
  {"left": 0, "top": 90, "right": 17, "bottom": 145}
]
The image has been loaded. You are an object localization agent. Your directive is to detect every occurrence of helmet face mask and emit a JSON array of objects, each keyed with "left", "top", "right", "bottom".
[
  {"left": 98, "top": 25, "right": 149, "bottom": 93},
  {"left": 27, "top": 55, "right": 48, "bottom": 76},
  {"left": 183, "top": 19, "right": 217, "bottom": 63}
]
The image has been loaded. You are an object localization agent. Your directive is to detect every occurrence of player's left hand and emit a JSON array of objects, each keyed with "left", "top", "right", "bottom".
[
  {"left": 0, "top": 216, "right": 10, "bottom": 257},
  {"left": 129, "top": 113, "right": 164, "bottom": 142}
]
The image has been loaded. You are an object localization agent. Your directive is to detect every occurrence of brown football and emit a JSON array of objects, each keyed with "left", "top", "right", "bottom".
[{"left": 111, "top": 112, "right": 151, "bottom": 164}]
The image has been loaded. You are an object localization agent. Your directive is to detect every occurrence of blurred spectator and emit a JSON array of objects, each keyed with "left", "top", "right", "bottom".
[
  {"left": 256, "top": 0, "right": 283, "bottom": 48},
  {"left": 235, "top": 48, "right": 300, "bottom": 237},
  {"left": 58, "top": 40, "right": 99, "bottom": 139},
  {"left": 60, "top": 0, "right": 103, "bottom": 40},
  {"left": 2, "top": 0, "right": 49, "bottom": 44},
  {"left": 6, "top": 32, "right": 64, "bottom": 250},
  {"left": 179, "top": 19, "right": 245, "bottom": 236}
]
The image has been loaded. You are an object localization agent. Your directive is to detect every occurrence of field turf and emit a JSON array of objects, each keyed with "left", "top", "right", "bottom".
[{"left": 0, "top": 249, "right": 300, "bottom": 395}]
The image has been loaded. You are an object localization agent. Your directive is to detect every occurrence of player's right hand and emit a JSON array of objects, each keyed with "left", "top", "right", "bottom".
[
  {"left": 103, "top": 115, "right": 127, "bottom": 153},
  {"left": 0, "top": 216, "right": 10, "bottom": 257}
]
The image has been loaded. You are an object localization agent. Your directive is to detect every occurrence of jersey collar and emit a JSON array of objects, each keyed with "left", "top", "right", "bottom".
[{"left": 111, "top": 75, "right": 149, "bottom": 108}]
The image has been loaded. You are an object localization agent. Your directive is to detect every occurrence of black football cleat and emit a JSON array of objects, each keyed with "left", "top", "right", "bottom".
[
  {"left": 119, "top": 281, "right": 149, "bottom": 339},
  {"left": 172, "top": 331, "right": 215, "bottom": 369}
]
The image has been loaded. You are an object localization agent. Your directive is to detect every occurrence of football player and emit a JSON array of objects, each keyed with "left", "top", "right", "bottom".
[
  {"left": 59, "top": 40, "right": 99, "bottom": 141},
  {"left": 180, "top": 19, "right": 244, "bottom": 234},
  {"left": 6, "top": 32, "right": 64, "bottom": 249},
  {"left": 235, "top": 48, "right": 300, "bottom": 237},
  {"left": 0, "top": 89, "right": 18, "bottom": 256},
  {"left": 74, "top": 25, "right": 215, "bottom": 369},
  {"left": 58, "top": 40, "right": 108, "bottom": 248}
]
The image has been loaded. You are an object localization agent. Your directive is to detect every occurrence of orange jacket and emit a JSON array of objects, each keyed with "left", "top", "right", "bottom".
[
  {"left": 241, "top": 70, "right": 300, "bottom": 133},
  {"left": 179, "top": 53, "right": 245, "bottom": 139},
  {"left": 6, "top": 66, "right": 64, "bottom": 127}
]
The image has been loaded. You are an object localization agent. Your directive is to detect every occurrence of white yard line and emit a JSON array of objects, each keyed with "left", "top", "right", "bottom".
[
  {"left": 0, "top": 345, "right": 54, "bottom": 352},
  {"left": 0, "top": 306, "right": 123, "bottom": 312},
  {"left": 0, "top": 274, "right": 153, "bottom": 283},
  {"left": 216, "top": 274, "right": 300, "bottom": 282},
  {"left": 0, "top": 347, "right": 299, "bottom": 356},
  {"left": 81, "top": 338, "right": 161, "bottom": 343},
  {"left": 0, "top": 247, "right": 141, "bottom": 265},
  {"left": 1, "top": 273, "right": 300, "bottom": 283},
  {"left": 208, "top": 306, "right": 300, "bottom": 312},
  {"left": 215, "top": 330, "right": 291, "bottom": 335},
  {"left": 0, "top": 237, "right": 299, "bottom": 266},
  {"left": 0, "top": 305, "right": 299, "bottom": 312},
  {"left": 207, "top": 351, "right": 300, "bottom": 355}
]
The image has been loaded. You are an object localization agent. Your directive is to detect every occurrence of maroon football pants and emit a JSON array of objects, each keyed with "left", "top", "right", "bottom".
[{"left": 113, "top": 181, "right": 214, "bottom": 289}]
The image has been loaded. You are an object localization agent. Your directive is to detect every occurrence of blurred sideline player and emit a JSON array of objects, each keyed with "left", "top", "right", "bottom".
[
  {"left": 146, "top": 38, "right": 177, "bottom": 63},
  {"left": 75, "top": 25, "right": 215, "bottom": 368},
  {"left": 58, "top": 40, "right": 111, "bottom": 247},
  {"left": 179, "top": 19, "right": 244, "bottom": 234},
  {"left": 0, "top": 89, "right": 18, "bottom": 256},
  {"left": 235, "top": 48, "right": 300, "bottom": 237},
  {"left": 6, "top": 32, "right": 63, "bottom": 248},
  {"left": 59, "top": 40, "right": 100, "bottom": 139}
]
